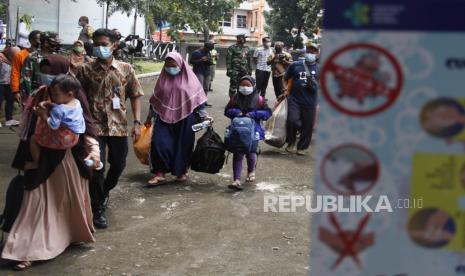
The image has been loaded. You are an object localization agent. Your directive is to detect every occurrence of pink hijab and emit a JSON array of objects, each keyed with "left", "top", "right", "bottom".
[{"left": 150, "top": 52, "right": 207, "bottom": 124}]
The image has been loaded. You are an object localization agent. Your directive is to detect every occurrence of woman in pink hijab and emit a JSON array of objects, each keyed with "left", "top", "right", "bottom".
[{"left": 145, "top": 52, "right": 211, "bottom": 185}]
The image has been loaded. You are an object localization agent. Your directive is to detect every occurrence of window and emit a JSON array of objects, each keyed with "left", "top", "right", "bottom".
[
  {"left": 237, "top": 15, "right": 247, "bottom": 29},
  {"left": 219, "top": 14, "right": 232, "bottom": 27}
]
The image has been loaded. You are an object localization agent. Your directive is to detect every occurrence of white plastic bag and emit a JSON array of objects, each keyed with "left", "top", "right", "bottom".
[{"left": 264, "top": 98, "right": 288, "bottom": 148}]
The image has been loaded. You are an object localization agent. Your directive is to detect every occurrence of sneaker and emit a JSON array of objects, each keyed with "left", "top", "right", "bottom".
[
  {"left": 285, "top": 144, "right": 296, "bottom": 154},
  {"left": 205, "top": 102, "right": 212, "bottom": 107},
  {"left": 5, "top": 120, "right": 20, "bottom": 127},
  {"left": 296, "top": 150, "right": 306, "bottom": 156}
]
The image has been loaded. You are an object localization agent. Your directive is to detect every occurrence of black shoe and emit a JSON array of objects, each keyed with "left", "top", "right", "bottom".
[
  {"left": 205, "top": 103, "right": 212, "bottom": 107},
  {"left": 93, "top": 209, "right": 108, "bottom": 229}
]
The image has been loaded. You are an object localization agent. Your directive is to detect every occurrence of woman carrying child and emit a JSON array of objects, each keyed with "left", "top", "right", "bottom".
[
  {"left": 224, "top": 76, "right": 272, "bottom": 190},
  {"left": 2, "top": 55, "right": 100, "bottom": 271}
]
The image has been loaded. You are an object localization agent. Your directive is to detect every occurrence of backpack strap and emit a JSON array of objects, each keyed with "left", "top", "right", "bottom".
[{"left": 230, "top": 95, "right": 237, "bottom": 108}]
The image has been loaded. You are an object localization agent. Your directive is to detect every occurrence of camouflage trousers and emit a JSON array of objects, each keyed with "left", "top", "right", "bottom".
[{"left": 228, "top": 70, "right": 248, "bottom": 98}]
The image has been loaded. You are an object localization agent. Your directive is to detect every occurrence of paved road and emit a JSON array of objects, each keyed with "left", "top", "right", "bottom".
[{"left": 0, "top": 70, "right": 313, "bottom": 275}]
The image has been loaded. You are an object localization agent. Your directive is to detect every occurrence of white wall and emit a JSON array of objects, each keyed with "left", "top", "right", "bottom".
[{"left": 9, "top": 0, "right": 146, "bottom": 45}]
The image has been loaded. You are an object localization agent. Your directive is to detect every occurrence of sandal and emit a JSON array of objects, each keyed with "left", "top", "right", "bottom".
[
  {"left": 246, "top": 173, "right": 256, "bottom": 182},
  {"left": 14, "top": 261, "right": 32, "bottom": 271},
  {"left": 177, "top": 173, "right": 189, "bottom": 182},
  {"left": 147, "top": 174, "right": 166, "bottom": 186},
  {"left": 228, "top": 180, "right": 243, "bottom": 191}
]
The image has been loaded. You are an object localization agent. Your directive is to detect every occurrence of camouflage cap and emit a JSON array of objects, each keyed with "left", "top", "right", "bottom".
[
  {"left": 306, "top": 41, "right": 319, "bottom": 51},
  {"left": 41, "top": 31, "right": 61, "bottom": 44}
]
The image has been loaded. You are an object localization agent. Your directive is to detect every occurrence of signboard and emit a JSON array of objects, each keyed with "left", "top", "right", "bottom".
[{"left": 311, "top": 0, "right": 465, "bottom": 275}]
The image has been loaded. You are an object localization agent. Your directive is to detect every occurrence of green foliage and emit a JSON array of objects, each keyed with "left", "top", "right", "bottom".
[
  {"left": 265, "top": 0, "right": 321, "bottom": 49},
  {"left": 0, "top": 0, "right": 7, "bottom": 22},
  {"left": 146, "top": 0, "right": 240, "bottom": 43}
]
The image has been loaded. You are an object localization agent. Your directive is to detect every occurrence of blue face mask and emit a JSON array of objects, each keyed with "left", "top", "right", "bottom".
[
  {"left": 304, "top": 53, "right": 317, "bottom": 63},
  {"left": 93, "top": 46, "right": 113, "bottom": 59},
  {"left": 165, "top": 66, "right": 181, "bottom": 76},
  {"left": 40, "top": 74, "right": 56, "bottom": 86}
]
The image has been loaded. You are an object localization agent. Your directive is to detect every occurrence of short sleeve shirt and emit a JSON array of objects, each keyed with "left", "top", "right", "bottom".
[
  {"left": 268, "top": 51, "right": 293, "bottom": 77},
  {"left": 75, "top": 59, "right": 144, "bottom": 136},
  {"left": 284, "top": 60, "right": 318, "bottom": 107},
  {"left": 253, "top": 47, "right": 273, "bottom": 72}
]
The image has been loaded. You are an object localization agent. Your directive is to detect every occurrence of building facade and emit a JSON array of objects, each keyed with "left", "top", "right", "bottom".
[
  {"left": 182, "top": 0, "right": 270, "bottom": 47},
  {"left": 8, "top": 0, "right": 146, "bottom": 45}
]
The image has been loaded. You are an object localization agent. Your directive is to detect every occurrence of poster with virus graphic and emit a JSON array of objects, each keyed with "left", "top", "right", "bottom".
[{"left": 311, "top": 0, "right": 465, "bottom": 275}]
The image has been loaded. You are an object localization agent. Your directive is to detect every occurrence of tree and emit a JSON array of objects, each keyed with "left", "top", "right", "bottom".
[
  {"left": 265, "top": 0, "right": 321, "bottom": 49},
  {"left": 95, "top": 0, "right": 115, "bottom": 28},
  {"left": 146, "top": 0, "right": 240, "bottom": 43},
  {"left": 110, "top": 0, "right": 148, "bottom": 34},
  {"left": 179, "top": 0, "right": 241, "bottom": 43},
  {"left": 0, "top": 0, "right": 7, "bottom": 22}
]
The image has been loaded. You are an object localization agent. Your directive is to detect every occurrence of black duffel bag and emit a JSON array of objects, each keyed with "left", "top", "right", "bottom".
[{"left": 191, "top": 127, "right": 226, "bottom": 174}]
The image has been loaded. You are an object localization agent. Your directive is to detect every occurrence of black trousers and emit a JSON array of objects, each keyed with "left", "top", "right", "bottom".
[
  {"left": 0, "top": 84, "right": 14, "bottom": 121},
  {"left": 286, "top": 98, "right": 315, "bottom": 150},
  {"left": 272, "top": 76, "right": 285, "bottom": 98},
  {"left": 255, "top": 69, "right": 271, "bottom": 97},
  {"left": 90, "top": 136, "right": 128, "bottom": 210}
]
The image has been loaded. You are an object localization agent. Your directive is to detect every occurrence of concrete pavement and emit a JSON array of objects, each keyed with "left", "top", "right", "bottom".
[{"left": 0, "top": 70, "right": 314, "bottom": 275}]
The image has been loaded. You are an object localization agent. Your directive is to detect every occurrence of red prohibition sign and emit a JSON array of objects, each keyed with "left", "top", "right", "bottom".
[
  {"left": 321, "top": 43, "right": 404, "bottom": 117},
  {"left": 321, "top": 143, "right": 380, "bottom": 196}
]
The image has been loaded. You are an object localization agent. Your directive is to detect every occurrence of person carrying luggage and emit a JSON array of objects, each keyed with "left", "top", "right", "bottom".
[{"left": 224, "top": 76, "right": 272, "bottom": 190}]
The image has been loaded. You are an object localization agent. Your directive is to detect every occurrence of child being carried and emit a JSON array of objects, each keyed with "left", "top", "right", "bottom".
[{"left": 32, "top": 74, "right": 86, "bottom": 151}]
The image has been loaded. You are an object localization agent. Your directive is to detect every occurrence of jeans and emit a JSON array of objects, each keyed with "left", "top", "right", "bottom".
[
  {"left": 0, "top": 84, "right": 14, "bottom": 121},
  {"left": 233, "top": 153, "right": 257, "bottom": 181},
  {"left": 286, "top": 98, "right": 315, "bottom": 150},
  {"left": 255, "top": 70, "right": 271, "bottom": 97},
  {"left": 90, "top": 136, "right": 128, "bottom": 210},
  {"left": 195, "top": 72, "right": 211, "bottom": 96}
]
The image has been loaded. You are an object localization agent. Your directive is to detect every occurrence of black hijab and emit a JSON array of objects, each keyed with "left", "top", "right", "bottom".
[
  {"left": 12, "top": 54, "right": 97, "bottom": 190},
  {"left": 235, "top": 75, "right": 260, "bottom": 112}
]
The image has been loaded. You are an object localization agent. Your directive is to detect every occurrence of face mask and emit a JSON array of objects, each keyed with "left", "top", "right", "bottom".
[
  {"left": 165, "top": 66, "right": 181, "bottom": 76},
  {"left": 93, "top": 46, "right": 113, "bottom": 59},
  {"left": 264, "top": 42, "right": 272, "bottom": 48},
  {"left": 238, "top": 86, "right": 254, "bottom": 96},
  {"left": 305, "top": 53, "right": 317, "bottom": 63},
  {"left": 40, "top": 74, "right": 56, "bottom": 86},
  {"left": 73, "top": 47, "right": 85, "bottom": 54}
]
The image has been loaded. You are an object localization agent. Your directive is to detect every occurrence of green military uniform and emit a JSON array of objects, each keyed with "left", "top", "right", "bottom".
[
  {"left": 226, "top": 34, "right": 252, "bottom": 98},
  {"left": 21, "top": 32, "right": 59, "bottom": 95},
  {"left": 21, "top": 49, "right": 44, "bottom": 96}
]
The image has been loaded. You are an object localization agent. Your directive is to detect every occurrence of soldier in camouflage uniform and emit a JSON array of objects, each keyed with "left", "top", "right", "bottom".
[
  {"left": 226, "top": 34, "right": 252, "bottom": 98},
  {"left": 21, "top": 31, "right": 61, "bottom": 96}
]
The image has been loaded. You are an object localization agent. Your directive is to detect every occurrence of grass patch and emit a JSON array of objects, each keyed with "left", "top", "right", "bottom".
[{"left": 133, "top": 60, "right": 164, "bottom": 75}]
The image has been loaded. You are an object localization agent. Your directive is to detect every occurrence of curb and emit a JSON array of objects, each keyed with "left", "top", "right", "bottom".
[
  {"left": 136, "top": 72, "right": 160, "bottom": 85},
  {"left": 136, "top": 72, "right": 161, "bottom": 79}
]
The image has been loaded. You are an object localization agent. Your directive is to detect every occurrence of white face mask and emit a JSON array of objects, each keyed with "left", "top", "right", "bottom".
[
  {"left": 264, "top": 42, "right": 272, "bottom": 48},
  {"left": 239, "top": 86, "right": 254, "bottom": 96}
]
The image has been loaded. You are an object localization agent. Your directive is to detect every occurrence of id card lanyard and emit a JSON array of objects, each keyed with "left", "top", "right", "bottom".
[{"left": 112, "top": 85, "right": 121, "bottom": 110}]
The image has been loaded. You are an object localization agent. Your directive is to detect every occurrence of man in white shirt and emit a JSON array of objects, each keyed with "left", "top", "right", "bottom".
[{"left": 253, "top": 37, "right": 273, "bottom": 98}]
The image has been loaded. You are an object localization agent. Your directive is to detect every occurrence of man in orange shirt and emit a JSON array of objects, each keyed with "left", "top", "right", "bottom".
[{"left": 10, "top": 30, "right": 41, "bottom": 103}]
